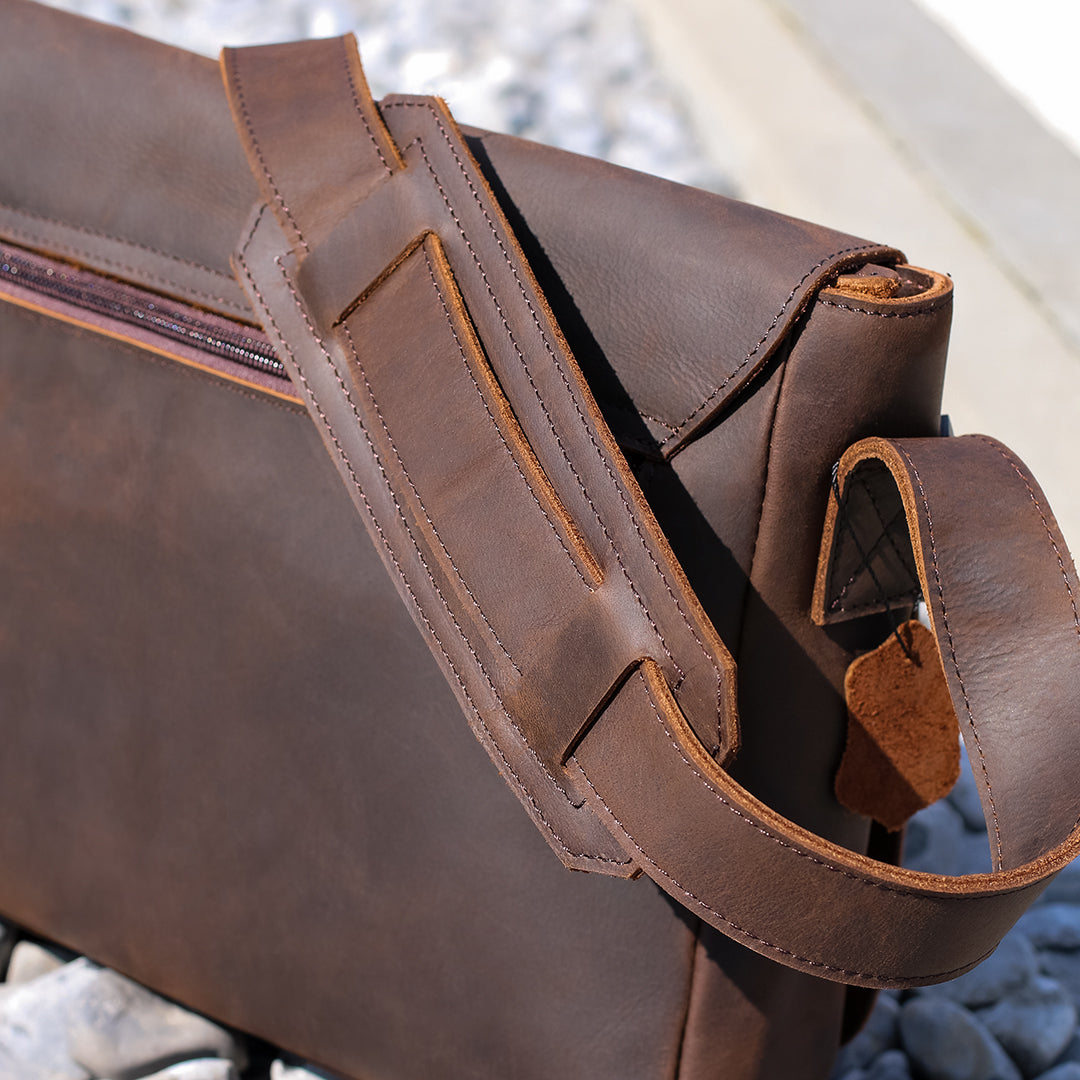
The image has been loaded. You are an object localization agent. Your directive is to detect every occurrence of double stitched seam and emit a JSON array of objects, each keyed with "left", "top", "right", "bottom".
[
  {"left": 237, "top": 214, "right": 627, "bottom": 865},
  {"left": 572, "top": 683, "right": 995, "bottom": 980},
  {"left": 0, "top": 202, "right": 235, "bottom": 283},
  {"left": 397, "top": 113, "right": 684, "bottom": 682},
  {"left": 228, "top": 54, "right": 310, "bottom": 254},
  {"left": 339, "top": 316, "right": 520, "bottom": 673},
  {"left": 388, "top": 104, "right": 732, "bottom": 712},
  {"left": 0, "top": 220, "right": 247, "bottom": 316},
  {"left": 339, "top": 39, "right": 394, "bottom": 176},
  {"left": 411, "top": 243, "right": 590, "bottom": 587},
  {"left": 658, "top": 245, "right": 877, "bottom": 447},
  {"left": 896, "top": 444, "right": 1004, "bottom": 865},
  {"left": 974, "top": 436, "right": 1080, "bottom": 645}
]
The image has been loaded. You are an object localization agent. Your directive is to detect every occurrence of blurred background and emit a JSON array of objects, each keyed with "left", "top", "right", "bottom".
[{"left": 41, "top": 0, "right": 1080, "bottom": 545}]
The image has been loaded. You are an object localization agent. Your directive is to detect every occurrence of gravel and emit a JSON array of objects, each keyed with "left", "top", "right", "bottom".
[{"left": 830, "top": 746, "right": 1080, "bottom": 1080}]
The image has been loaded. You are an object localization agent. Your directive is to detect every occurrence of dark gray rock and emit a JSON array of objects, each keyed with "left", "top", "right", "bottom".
[
  {"left": 1040, "top": 861, "right": 1080, "bottom": 905},
  {"left": 915, "top": 932, "right": 1038, "bottom": 1007},
  {"left": 979, "top": 976, "right": 1077, "bottom": 1077},
  {"left": 66, "top": 967, "right": 246, "bottom": 1079},
  {"left": 903, "top": 800, "right": 968, "bottom": 874},
  {"left": 903, "top": 797, "right": 993, "bottom": 875},
  {"left": 1053, "top": 1030, "right": 1080, "bottom": 1064},
  {"left": 864, "top": 1049, "right": 913, "bottom": 1080},
  {"left": 1036, "top": 1065, "right": 1080, "bottom": 1080},
  {"left": 1018, "top": 905, "right": 1080, "bottom": 951},
  {"left": 832, "top": 994, "right": 900, "bottom": 1074},
  {"left": 900, "top": 996, "right": 1020, "bottom": 1080},
  {"left": 956, "top": 830, "right": 995, "bottom": 874},
  {"left": 1039, "top": 950, "right": 1080, "bottom": 1008}
]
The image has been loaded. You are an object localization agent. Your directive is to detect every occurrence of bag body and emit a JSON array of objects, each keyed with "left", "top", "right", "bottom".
[{"left": 2, "top": 4, "right": 1080, "bottom": 1079}]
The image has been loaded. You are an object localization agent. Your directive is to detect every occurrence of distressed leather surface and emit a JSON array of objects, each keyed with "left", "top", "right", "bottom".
[{"left": 3, "top": 4, "right": 1080, "bottom": 1080}]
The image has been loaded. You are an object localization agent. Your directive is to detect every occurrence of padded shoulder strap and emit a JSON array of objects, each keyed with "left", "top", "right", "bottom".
[
  {"left": 223, "top": 37, "right": 739, "bottom": 876},
  {"left": 221, "top": 37, "right": 1080, "bottom": 988}
]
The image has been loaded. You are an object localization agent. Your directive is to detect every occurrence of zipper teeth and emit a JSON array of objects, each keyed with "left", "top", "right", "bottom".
[{"left": 0, "top": 243, "right": 286, "bottom": 379}]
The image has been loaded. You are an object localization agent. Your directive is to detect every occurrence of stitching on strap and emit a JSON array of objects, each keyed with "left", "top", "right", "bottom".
[
  {"left": 896, "top": 444, "right": 1004, "bottom": 865},
  {"left": 228, "top": 53, "right": 310, "bottom": 255},
  {"left": 339, "top": 38, "right": 394, "bottom": 176},
  {"left": 271, "top": 250, "right": 585, "bottom": 810},
  {"left": 386, "top": 103, "right": 733, "bottom": 711},
  {"left": 642, "top": 678, "right": 914, "bottom": 898},
  {"left": 399, "top": 116, "right": 686, "bottom": 686},
  {"left": 340, "top": 314, "right": 520, "bottom": 673},
  {"left": 974, "top": 436, "right": 1080, "bottom": 645},
  {"left": 572, "top": 681, "right": 996, "bottom": 980},
  {"left": 413, "top": 244, "right": 591, "bottom": 588},
  {"left": 236, "top": 217, "right": 632, "bottom": 867}
]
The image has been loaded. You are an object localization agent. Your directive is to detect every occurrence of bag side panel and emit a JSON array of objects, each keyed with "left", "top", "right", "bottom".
[{"left": 677, "top": 284, "right": 951, "bottom": 1080}]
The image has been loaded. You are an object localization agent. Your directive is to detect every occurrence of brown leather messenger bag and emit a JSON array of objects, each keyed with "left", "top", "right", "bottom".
[{"left": 2, "top": 5, "right": 1079, "bottom": 1078}]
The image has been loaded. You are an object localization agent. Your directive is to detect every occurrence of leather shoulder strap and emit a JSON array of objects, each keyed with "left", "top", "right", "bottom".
[
  {"left": 221, "top": 37, "right": 1080, "bottom": 988},
  {"left": 223, "top": 37, "right": 738, "bottom": 877}
]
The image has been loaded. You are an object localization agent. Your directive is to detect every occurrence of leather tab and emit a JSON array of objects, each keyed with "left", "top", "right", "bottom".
[{"left": 836, "top": 619, "right": 960, "bottom": 831}]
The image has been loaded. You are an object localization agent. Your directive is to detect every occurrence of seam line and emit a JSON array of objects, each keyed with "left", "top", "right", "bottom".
[
  {"left": 387, "top": 99, "right": 733, "bottom": 712},
  {"left": 896, "top": 443, "right": 1004, "bottom": 865},
  {"left": 658, "top": 245, "right": 877, "bottom": 445},
  {"left": 237, "top": 212, "right": 628, "bottom": 866},
  {"left": 573, "top": 674, "right": 997, "bottom": 981}
]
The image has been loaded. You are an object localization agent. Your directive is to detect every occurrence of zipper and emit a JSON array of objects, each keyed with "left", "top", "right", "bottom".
[{"left": 0, "top": 239, "right": 287, "bottom": 383}]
